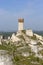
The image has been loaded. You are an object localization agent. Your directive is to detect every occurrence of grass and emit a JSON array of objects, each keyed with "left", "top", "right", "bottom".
[{"left": 0, "top": 43, "right": 43, "bottom": 65}]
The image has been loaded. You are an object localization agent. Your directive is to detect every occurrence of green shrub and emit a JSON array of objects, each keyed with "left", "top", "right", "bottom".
[
  {"left": 22, "top": 30, "right": 26, "bottom": 34},
  {"left": 37, "top": 42, "right": 42, "bottom": 45},
  {"left": 31, "top": 35, "right": 37, "bottom": 40}
]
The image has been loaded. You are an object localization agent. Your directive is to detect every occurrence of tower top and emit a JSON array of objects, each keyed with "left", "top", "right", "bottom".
[{"left": 18, "top": 18, "right": 24, "bottom": 23}]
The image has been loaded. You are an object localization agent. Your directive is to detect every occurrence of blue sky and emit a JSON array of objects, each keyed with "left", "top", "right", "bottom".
[{"left": 0, "top": 0, "right": 43, "bottom": 31}]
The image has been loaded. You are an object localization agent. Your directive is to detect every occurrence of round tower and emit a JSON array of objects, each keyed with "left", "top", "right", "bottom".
[{"left": 18, "top": 18, "right": 24, "bottom": 30}]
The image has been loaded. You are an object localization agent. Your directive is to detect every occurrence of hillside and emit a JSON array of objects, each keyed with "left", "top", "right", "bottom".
[{"left": 0, "top": 30, "right": 43, "bottom": 65}]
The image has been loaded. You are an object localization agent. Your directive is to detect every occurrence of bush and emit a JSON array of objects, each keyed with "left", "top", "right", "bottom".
[
  {"left": 37, "top": 42, "right": 42, "bottom": 45},
  {"left": 22, "top": 30, "right": 26, "bottom": 34},
  {"left": 31, "top": 35, "right": 37, "bottom": 40},
  {"left": 14, "top": 55, "right": 20, "bottom": 61}
]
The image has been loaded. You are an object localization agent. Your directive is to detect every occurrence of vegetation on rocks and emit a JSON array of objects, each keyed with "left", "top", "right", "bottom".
[{"left": 0, "top": 31, "right": 43, "bottom": 65}]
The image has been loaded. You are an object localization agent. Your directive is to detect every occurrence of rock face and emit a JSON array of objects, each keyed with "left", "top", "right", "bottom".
[
  {"left": 11, "top": 30, "right": 43, "bottom": 59},
  {"left": 22, "top": 52, "right": 29, "bottom": 57},
  {"left": 26, "top": 30, "right": 33, "bottom": 36},
  {"left": 11, "top": 30, "right": 43, "bottom": 44},
  {"left": 16, "top": 31, "right": 23, "bottom": 36},
  {"left": 11, "top": 33, "right": 20, "bottom": 42},
  {"left": 34, "top": 33, "right": 43, "bottom": 41},
  {"left": 0, "top": 50, "right": 13, "bottom": 65},
  {"left": 0, "top": 30, "right": 43, "bottom": 65}
]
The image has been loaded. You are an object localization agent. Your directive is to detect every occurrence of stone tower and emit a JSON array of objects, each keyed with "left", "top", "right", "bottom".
[{"left": 18, "top": 18, "right": 24, "bottom": 30}]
